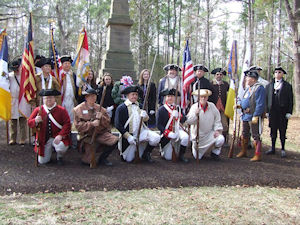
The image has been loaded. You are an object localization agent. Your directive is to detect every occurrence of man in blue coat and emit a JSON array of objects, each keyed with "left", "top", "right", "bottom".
[
  {"left": 236, "top": 71, "right": 265, "bottom": 162},
  {"left": 265, "top": 67, "right": 293, "bottom": 157},
  {"left": 115, "top": 85, "right": 161, "bottom": 163}
]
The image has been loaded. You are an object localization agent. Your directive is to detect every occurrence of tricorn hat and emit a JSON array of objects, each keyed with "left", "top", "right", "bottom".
[
  {"left": 60, "top": 55, "right": 73, "bottom": 64},
  {"left": 160, "top": 88, "right": 181, "bottom": 97},
  {"left": 35, "top": 57, "right": 53, "bottom": 68},
  {"left": 8, "top": 58, "right": 22, "bottom": 71},
  {"left": 163, "top": 64, "right": 182, "bottom": 72},
  {"left": 82, "top": 87, "right": 97, "bottom": 96},
  {"left": 121, "top": 85, "right": 142, "bottom": 95},
  {"left": 39, "top": 89, "right": 61, "bottom": 96},
  {"left": 249, "top": 65, "right": 262, "bottom": 71},
  {"left": 191, "top": 89, "right": 212, "bottom": 97},
  {"left": 274, "top": 66, "right": 287, "bottom": 74},
  {"left": 193, "top": 64, "right": 208, "bottom": 72},
  {"left": 211, "top": 68, "right": 226, "bottom": 76},
  {"left": 245, "top": 71, "right": 259, "bottom": 79}
]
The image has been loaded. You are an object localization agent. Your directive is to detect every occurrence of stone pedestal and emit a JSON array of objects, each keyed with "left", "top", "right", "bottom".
[{"left": 101, "top": 0, "right": 135, "bottom": 80}]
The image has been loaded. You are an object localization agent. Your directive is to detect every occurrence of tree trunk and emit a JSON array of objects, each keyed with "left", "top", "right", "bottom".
[
  {"left": 267, "top": 0, "right": 274, "bottom": 81},
  {"left": 248, "top": 0, "right": 254, "bottom": 66},
  {"left": 206, "top": 0, "right": 211, "bottom": 76},
  {"left": 138, "top": 0, "right": 142, "bottom": 73},
  {"left": 277, "top": 0, "right": 282, "bottom": 66},
  {"left": 177, "top": 0, "right": 182, "bottom": 65},
  {"left": 171, "top": 0, "right": 177, "bottom": 64},
  {"left": 167, "top": 0, "right": 170, "bottom": 64},
  {"left": 284, "top": 0, "right": 300, "bottom": 113}
]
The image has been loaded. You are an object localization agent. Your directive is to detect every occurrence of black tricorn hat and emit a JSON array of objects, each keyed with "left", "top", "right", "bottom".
[
  {"left": 160, "top": 88, "right": 181, "bottom": 97},
  {"left": 193, "top": 64, "right": 208, "bottom": 72},
  {"left": 60, "top": 55, "right": 73, "bottom": 64},
  {"left": 274, "top": 66, "right": 287, "bottom": 74},
  {"left": 39, "top": 89, "right": 61, "bottom": 96},
  {"left": 34, "top": 55, "right": 45, "bottom": 66},
  {"left": 82, "top": 87, "right": 97, "bottom": 96},
  {"left": 121, "top": 85, "right": 142, "bottom": 95},
  {"left": 163, "top": 64, "right": 182, "bottom": 72},
  {"left": 8, "top": 58, "right": 22, "bottom": 71},
  {"left": 211, "top": 68, "right": 226, "bottom": 76},
  {"left": 35, "top": 57, "right": 53, "bottom": 68},
  {"left": 245, "top": 71, "right": 259, "bottom": 79}
]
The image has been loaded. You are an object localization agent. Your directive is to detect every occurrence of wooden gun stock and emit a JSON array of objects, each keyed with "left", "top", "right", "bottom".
[
  {"left": 90, "top": 85, "right": 107, "bottom": 168},
  {"left": 35, "top": 100, "right": 42, "bottom": 167}
]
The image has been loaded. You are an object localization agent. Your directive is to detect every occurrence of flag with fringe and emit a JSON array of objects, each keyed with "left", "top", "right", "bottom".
[
  {"left": 72, "top": 28, "right": 90, "bottom": 87},
  {"left": 0, "top": 29, "right": 11, "bottom": 121}
]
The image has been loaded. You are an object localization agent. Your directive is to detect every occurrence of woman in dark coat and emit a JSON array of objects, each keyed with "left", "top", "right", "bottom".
[
  {"left": 78, "top": 69, "right": 98, "bottom": 103},
  {"left": 137, "top": 69, "right": 157, "bottom": 128},
  {"left": 97, "top": 72, "right": 116, "bottom": 124}
]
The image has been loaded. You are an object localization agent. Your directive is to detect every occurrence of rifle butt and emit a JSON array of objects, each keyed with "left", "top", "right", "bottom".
[
  {"left": 171, "top": 146, "right": 177, "bottom": 162},
  {"left": 90, "top": 150, "right": 97, "bottom": 169}
]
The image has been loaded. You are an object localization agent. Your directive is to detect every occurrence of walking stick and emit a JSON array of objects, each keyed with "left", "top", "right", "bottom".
[
  {"left": 6, "top": 121, "right": 9, "bottom": 145},
  {"left": 135, "top": 51, "right": 158, "bottom": 163},
  {"left": 89, "top": 85, "right": 107, "bottom": 168}
]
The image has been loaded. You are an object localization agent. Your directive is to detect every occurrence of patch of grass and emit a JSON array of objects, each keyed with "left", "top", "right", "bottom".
[{"left": 0, "top": 186, "right": 300, "bottom": 224}]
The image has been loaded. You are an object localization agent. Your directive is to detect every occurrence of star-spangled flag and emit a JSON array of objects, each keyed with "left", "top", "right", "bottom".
[
  {"left": 49, "top": 25, "right": 62, "bottom": 84},
  {"left": 181, "top": 39, "right": 194, "bottom": 111}
]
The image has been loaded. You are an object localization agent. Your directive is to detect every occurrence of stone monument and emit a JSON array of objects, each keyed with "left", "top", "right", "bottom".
[{"left": 100, "top": 0, "right": 135, "bottom": 80}]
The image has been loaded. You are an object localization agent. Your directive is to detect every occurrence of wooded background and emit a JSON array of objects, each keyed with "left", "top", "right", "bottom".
[{"left": 0, "top": 0, "right": 299, "bottom": 113}]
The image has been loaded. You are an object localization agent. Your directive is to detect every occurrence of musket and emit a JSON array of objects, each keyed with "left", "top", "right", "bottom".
[
  {"left": 89, "top": 85, "right": 107, "bottom": 168},
  {"left": 35, "top": 98, "right": 42, "bottom": 167},
  {"left": 228, "top": 80, "right": 238, "bottom": 158},
  {"left": 171, "top": 80, "right": 180, "bottom": 162},
  {"left": 196, "top": 85, "right": 200, "bottom": 163},
  {"left": 135, "top": 51, "right": 158, "bottom": 163}
]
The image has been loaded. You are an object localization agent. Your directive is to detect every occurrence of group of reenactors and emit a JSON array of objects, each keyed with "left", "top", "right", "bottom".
[{"left": 7, "top": 55, "right": 294, "bottom": 167}]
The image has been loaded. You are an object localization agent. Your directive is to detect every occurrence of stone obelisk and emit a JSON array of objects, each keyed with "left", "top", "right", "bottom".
[{"left": 100, "top": 0, "right": 135, "bottom": 80}]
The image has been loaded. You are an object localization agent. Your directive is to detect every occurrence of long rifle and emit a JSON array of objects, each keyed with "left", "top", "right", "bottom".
[
  {"left": 228, "top": 81, "right": 238, "bottom": 158},
  {"left": 89, "top": 85, "right": 107, "bottom": 168},
  {"left": 135, "top": 51, "right": 158, "bottom": 162},
  {"left": 171, "top": 79, "right": 180, "bottom": 162},
  {"left": 196, "top": 85, "right": 200, "bottom": 163},
  {"left": 35, "top": 98, "right": 42, "bottom": 167}
]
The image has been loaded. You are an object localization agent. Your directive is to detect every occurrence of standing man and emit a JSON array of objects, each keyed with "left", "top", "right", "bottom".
[
  {"left": 27, "top": 89, "right": 71, "bottom": 165},
  {"left": 186, "top": 89, "right": 224, "bottom": 160},
  {"left": 8, "top": 58, "right": 30, "bottom": 145},
  {"left": 34, "top": 58, "right": 61, "bottom": 106},
  {"left": 190, "top": 65, "right": 215, "bottom": 104},
  {"left": 265, "top": 67, "right": 293, "bottom": 157},
  {"left": 60, "top": 55, "right": 79, "bottom": 150},
  {"left": 210, "top": 68, "right": 229, "bottom": 146},
  {"left": 236, "top": 71, "right": 265, "bottom": 162},
  {"left": 157, "top": 64, "right": 182, "bottom": 105},
  {"left": 73, "top": 88, "right": 118, "bottom": 166},
  {"left": 115, "top": 85, "right": 161, "bottom": 163},
  {"left": 157, "top": 89, "right": 189, "bottom": 162}
]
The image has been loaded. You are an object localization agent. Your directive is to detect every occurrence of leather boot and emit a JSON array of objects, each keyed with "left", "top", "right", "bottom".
[
  {"left": 265, "top": 138, "right": 276, "bottom": 155},
  {"left": 250, "top": 140, "right": 262, "bottom": 162},
  {"left": 280, "top": 138, "right": 286, "bottom": 158},
  {"left": 236, "top": 136, "right": 248, "bottom": 158},
  {"left": 142, "top": 144, "right": 154, "bottom": 163},
  {"left": 179, "top": 145, "right": 189, "bottom": 163},
  {"left": 98, "top": 143, "right": 117, "bottom": 166}
]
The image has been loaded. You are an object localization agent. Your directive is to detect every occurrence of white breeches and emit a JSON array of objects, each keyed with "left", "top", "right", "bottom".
[
  {"left": 38, "top": 138, "right": 68, "bottom": 164},
  {"left": 161, "top": 130, "right": 189, "bottom": 161},
  {"left": 121, "top": 129, "right": 160, "bottom": 163},
  {"left": 192, "top": 134, "right": 224, "bottom": 159}
]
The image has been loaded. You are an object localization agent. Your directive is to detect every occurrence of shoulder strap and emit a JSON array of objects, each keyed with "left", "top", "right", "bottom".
[{"left": 43, "top": 105, "right": 63, "bottom": 129}]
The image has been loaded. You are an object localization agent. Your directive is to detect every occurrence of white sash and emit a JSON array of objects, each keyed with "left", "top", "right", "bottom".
[
  {"left": 163, "top": 104, "right": 180, "bottom": 135},
  {"left": 43, "top": 105, "right": 63, "bottom": 129},
  {"left": 41, "top": 73, "right": 53, "bottom": 89}
]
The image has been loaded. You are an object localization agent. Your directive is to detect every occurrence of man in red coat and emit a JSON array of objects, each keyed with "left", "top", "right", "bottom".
[{"left": 28, "top": 89, "right": 71, "bottom": 165}]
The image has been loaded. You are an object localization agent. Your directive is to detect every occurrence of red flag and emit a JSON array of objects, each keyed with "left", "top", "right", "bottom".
[
  {"left": 20, "top": 13, "right": 37, "bottom": 108},
  {"left": 181, "top": 39, "right": 194, "bottom": 111}
]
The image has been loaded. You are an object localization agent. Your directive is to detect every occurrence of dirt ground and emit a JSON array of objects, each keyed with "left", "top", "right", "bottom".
[{"left": 1, "top": 118, "right": 300, "bottom": 195}]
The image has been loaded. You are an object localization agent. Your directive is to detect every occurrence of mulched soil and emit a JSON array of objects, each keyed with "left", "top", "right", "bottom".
[{"left": 1, "top": 120, "right": 300, "bottom": 195}]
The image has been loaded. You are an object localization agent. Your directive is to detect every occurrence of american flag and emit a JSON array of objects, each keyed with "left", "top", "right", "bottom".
[
  {"left": 181, "top": 39, "right": 194, "bottom": 111},
  {"left": 49, "top": 25, "right": 62, "bottom": 84},
  {"left": 20, "top": 13, "right": 37, "bottom": 104}
]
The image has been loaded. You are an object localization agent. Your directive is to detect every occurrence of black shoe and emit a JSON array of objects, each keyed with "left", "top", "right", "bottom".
[
  {"left": 99, "top": 159, "right": 113, "bottom": 166},
  {"left": 281, "top": 150, "right": 286, "bottom": 158},
  {"left": 143, "top": 151, "right": 154, "bottom": 163},
  {"left": 179, "top": 154, "right": 189, "bottom": 163},
  {"left": 211, "top": 152, "right": 220, "bottom": 161},
  {"left": 57, "top": 158, "right": 64, "bottom": 166},
  {"left": 265, "top": 148, "right": 275, "bottom": 155}
]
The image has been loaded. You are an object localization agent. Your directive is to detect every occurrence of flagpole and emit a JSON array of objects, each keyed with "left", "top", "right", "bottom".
[
  {"left": 6, "top": 121, "right": 9, "bottom": 145},
  {"left": 49, "top": 20, "right": 60, "bottom": 83}
]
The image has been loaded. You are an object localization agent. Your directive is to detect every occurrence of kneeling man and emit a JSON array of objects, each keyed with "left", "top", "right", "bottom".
[
  {"left": 28, "top": 89, "right": 71, "bottom": 165},
  {"left": 186, "top": 89, "right": 224, "bottom": 160},
  {"left": 115, "top": 85, "right": 161, "bottom": 163},
  {"left": 73, "top": 88, "right": 118, "bottom": 167},
  {"left": 157, "top": 89, "right": 189, "bottom": 162}
]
